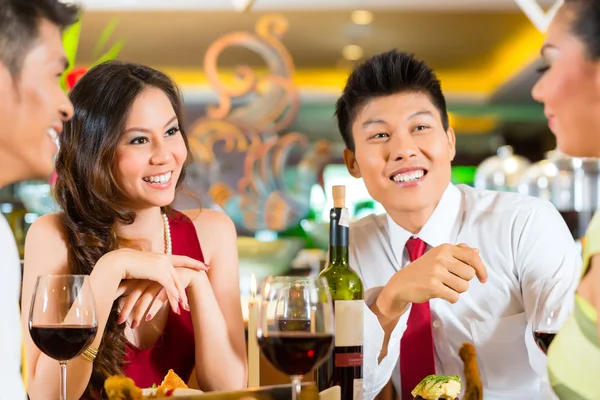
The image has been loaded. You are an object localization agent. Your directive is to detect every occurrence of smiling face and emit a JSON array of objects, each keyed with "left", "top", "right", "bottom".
[
  {"left": 0, "top": 18, "right": 74, "bottom": 183},
  {"left": 531, "top": 4, "right": 600, "bottom": 158},
  {"left": 115, "top": 87, "right": 188, "bottom": 210},
  {"left": 344, "top": 91, "right": 456, "bottom": 224}
]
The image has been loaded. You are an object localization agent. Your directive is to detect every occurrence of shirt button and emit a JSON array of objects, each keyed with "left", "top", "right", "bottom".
[{"left": 432, "top": 320, "right": 441, "bottom": 328}]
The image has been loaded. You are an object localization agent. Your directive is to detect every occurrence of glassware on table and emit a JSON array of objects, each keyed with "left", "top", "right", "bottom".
[
  {"left": 532, "top": 279, "right": 573, "bottom": 354},
  {"left": 29, "top": 275, "right": 98, "bottom": 400},
  {"left": 257, "top": 276, "right": 334, "bottom": 400}
]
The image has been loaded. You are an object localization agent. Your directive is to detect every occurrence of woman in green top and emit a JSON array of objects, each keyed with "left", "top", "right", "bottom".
[{"left": 532, "top": 1, "right": 600, "bottom": 398}]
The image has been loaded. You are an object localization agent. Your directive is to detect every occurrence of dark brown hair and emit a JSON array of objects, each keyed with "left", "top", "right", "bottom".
[
  {"left": 54, "top": 60, "right": 191, "bottom": 398},
  {"left": 564, "top": 0, "right": 600, "bottom": 59},
  {"left": 0, "top": 0, "right": 79, "bottom": 77},
  {"left": 335, "top": 50, "right": 449, "bottom": 152}
]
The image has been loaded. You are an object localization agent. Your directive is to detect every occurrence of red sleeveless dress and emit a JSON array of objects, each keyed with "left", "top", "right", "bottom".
[{"left": 122, "top": 210, "right": 202, "bottom": 388}]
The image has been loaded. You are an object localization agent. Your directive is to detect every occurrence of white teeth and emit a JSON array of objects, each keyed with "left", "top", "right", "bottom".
[
  {"left": 392, "top": 170, "right": 425, "bottom": 183},
  {"left": 47, "top": 128, "right": 59, "bottom": 147},
  {"left": 143, "top": 171, "right": 172, "bottom": 184}
]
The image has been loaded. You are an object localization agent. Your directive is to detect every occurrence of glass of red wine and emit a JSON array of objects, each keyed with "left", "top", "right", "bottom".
[
  {"left": 29, "top": 275, "right": 98, "bottom": 400},
  {"left": 257, "top": 276, "right": 334, "bottom": 400},
  {"left": 532, "top": 279, "right": 573, "bottom": 355}
]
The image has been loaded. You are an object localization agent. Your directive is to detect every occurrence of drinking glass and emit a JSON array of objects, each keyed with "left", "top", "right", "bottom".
[
  {"left": 29, "top": 275, "right": 98, "bottom": 400},
  {"left": 257, "top": 276, "right": 334, "bottom": 400},
  {"left": 532, "top": 279, "right": 573, "bottom": 354}
]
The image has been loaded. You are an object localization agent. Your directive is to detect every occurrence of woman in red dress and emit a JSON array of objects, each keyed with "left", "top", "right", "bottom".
[{"left": 21, "top": 61, "right": 247, "bottom": 399}]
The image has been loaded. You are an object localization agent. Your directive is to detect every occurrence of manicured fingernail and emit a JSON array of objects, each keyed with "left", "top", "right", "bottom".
[
  {"left": 179, "top": 295, "right": 189, "bottom": 308},
  {"left": 145, "top": 313, "right": 152, "bottom": 322},
  {"left": 132, "top": 320, "right": 139, "bottom": 329}
]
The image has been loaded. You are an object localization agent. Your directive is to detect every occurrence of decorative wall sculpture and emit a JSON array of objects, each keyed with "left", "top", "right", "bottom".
[{"left": 187, "top": 15, "right": 331, "bottom": 233}]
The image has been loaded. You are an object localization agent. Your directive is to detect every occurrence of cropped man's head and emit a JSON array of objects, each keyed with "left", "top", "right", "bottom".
[{"left": 0, "top": 0, "right": 79, "bottom": 185}]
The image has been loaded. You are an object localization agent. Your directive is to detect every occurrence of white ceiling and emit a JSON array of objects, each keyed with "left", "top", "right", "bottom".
[{"left": 67, "top": 0, "right": 557, "bottom": 11}]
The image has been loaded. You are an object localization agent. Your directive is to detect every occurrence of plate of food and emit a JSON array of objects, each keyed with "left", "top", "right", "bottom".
[
  {"left": 411, "top": 375, "right": 462, "bottom": 400},
  {"left": 410, "top": 342, "right": 483, "bottom": 400},
  {"left": 105, "top": 369, "right": 204, "bottom": 399}
]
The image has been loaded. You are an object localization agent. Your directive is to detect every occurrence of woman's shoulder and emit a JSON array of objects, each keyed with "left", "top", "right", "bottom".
[
  {"left": 27, "top": 212, "right": 66, "bottom": 241},
  {"left": 24, "top": 212, "right": 69, "bottom": 274},
  {"left": 178, "top": 208, "right": 235, "bottom": 232},
  {"left": 177, "top": 209, "right": 236, "bottom": 263}
]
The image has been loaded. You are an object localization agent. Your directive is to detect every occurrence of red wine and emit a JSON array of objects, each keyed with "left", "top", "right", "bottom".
[
  {"left": 258, "top": 332, "right": 333, "bottom": 376},
  {"left": 317, "top": 186, "right": 364, "bottom": 400},
  {"left": 30, "top": 325, "right": 97, "bottom": 361},
  {"left": 533, "top": 331, "right": 556, "bottom": 354},
  {"left": 276, "top": 318, "right": 311, "bottom": 332}
]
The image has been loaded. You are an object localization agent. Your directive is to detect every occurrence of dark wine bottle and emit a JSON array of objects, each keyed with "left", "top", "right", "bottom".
[{"left": 316, "top": 185, "right": 364, "bottom": 400}]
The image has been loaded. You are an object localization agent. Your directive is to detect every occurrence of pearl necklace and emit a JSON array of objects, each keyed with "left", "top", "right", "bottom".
[{"left": 161, "top": 213, "right": 172, "bottom": 255}]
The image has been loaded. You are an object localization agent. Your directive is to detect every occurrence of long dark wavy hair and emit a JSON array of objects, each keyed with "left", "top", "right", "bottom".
[{"left": 54, "top": 60, "right": 191, "bottom": 398}]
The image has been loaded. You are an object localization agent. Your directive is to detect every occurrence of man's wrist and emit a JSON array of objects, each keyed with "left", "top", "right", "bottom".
[{"left": 370, "top": 286, "right": 408, "bottom": 326}]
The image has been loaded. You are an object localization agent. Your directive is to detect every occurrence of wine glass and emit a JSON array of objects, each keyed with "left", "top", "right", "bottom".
[
  {"left": 29, "top": 275, "right": 98, "bottom": 400},
  {"left": 257, "top": 276, "right": 334, "bottom": 400},
  {"left": 532, "top": 279, "right": 573, "bottom": 354}
]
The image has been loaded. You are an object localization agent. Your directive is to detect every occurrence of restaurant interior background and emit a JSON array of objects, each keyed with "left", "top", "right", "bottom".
[
  {"left": 2, "top": 1, "right": 592, "bottom": 313},
  {"left": 3, "top": 0, "right": 588, "bottom": 290}
]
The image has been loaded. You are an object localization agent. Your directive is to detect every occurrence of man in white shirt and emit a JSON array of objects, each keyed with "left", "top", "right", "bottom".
[
  {"left": 0, "top": 1, "right": 77, "bottom": 398},
  {"left": 334, "top": 50, "right": 582, "bottom": 399}
]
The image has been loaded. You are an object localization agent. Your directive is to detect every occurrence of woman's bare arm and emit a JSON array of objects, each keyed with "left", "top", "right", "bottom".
[{"left": 185, "top": 209, "right": 247, "bottom": 390}]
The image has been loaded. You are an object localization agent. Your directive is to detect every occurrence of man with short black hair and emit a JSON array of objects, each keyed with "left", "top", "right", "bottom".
[
  {"left": 0, "top": 0, "right": 78, "bottom": 397},
  {"left": 338, "top": 50, "right": 581, "bottom": 399}
]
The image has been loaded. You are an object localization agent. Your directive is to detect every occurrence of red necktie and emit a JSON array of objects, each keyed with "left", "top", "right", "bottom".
[{"left": 400, "top": 237, "right": 436, "bottom": 400}]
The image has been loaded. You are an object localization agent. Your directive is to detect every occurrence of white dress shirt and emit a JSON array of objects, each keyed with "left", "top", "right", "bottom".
[
  {"left": 351, "top": 184, "right": 581, "bottom": 400},
  {"left": 0, "top": 214, "right": 26, "bottom": 400}
]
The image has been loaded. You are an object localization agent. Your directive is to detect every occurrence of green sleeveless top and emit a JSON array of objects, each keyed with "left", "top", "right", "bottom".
[{"left": 547, "top": 212, "right": 600, "bottom": 399}]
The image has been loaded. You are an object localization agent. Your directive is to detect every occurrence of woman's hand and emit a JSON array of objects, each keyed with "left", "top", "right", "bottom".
[
  {"left": 116, "top": 280, "right": 166, "bottom": 328},
  {"left": 97, "top": 249, "right": 208, "bottom": 318},
  {"left": 116, "top": 264, "right": 209, "bottom": 328}
]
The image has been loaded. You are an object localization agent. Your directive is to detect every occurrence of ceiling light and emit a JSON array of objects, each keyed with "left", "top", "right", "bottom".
[
  {"left": 342, "top": 45, "right": 363, "bottom": 61},
  {"left": 351, "top": 10, "right": 373, "bottom": 25}
]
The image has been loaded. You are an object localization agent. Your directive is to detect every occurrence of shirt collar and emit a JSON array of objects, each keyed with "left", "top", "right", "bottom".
[{"left": 387, "top": 183, "right": 463, "bottom": 262}]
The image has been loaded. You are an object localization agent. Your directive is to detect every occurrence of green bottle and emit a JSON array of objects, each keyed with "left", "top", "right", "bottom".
[{"left": 316, "top": 185, "right": 364, "bottom": 400}]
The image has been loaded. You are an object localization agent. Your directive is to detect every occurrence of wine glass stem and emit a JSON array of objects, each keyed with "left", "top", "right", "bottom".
[
  {"left": 291, "top": 375, "right": 302, "bottom": 400},
  {"left": 59, "top": 361, "right": 67, "bottom": 400}
]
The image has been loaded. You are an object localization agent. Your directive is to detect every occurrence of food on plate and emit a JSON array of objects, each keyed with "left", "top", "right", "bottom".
[
  {"left": 410, "top": 342, "right": 483, "bottom": 400},
  {"left": 158, "top": 369, "right": 189, "bottom": 390},
  {"left": 458, "top": 342, "right": 483, "bottom": 400},
  {"left": 105, "top": 369, "right": 190, "bottom": 399},
  {"left": 411, "top": 375, "right": 462, "bottom": 400},
  {"left": 104, "top": 376, "right": 145, "bottom": 400}
]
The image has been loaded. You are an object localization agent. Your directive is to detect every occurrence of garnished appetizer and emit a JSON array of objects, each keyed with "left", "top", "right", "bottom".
[{"left": 411, "top": 375, "right": 462, "bottom": 400}]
